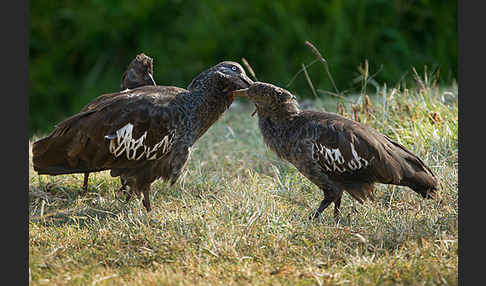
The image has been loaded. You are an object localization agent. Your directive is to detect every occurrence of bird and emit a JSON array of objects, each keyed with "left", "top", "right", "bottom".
[
  {"left": 232, "top": 82, "right": 438, "bottom": 222},
  {"left": 32, "top": 61, "right": 253, "bottom": 212},
  {"left": 120, "top": 53, "right": 156, "bottom": 91},
  {"left": 78, "top": 53, "right": 157, "bottom": 194},
  {"left": 81, "top": 53, "right": 157, "bottom": 114}
]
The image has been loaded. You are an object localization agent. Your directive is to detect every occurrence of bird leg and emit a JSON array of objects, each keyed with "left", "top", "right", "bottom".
[
  {"left": 118, "top": 176, "right": 128, "bottom": 193},
  {"left": 310, "top": 187, "right": 342, "bottom": 221},
  {"left": 310, "top": 197, "right": 333, "bottom": 220},
  {"left": 119, "top": 177, "right": 135, "bottom": 203},
  {"left": 118, "top": 184, "right": 127, "bottom": 192},
  {"left": 82, "top": 172, "right": 89, "bottom": 194},
  {"left": 296, "top": 162, "right": 343, "bottom": 221},
  {"left": 334, "top": 196, "right": 342, "bottom": 224},
  {"left": 142, "top": 187, "right": 151, "bottom": 212},
  {"left": 125, "top": 190, "right": 133, "bottom": 203}
]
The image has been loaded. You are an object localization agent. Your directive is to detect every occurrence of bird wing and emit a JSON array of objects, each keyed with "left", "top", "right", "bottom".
[
  {"left": 306, "top": 111, "right": 436, "bottom": 191},
  {"left": 32, "top": 86, "right": 187, "bottom": 174},
  {"left": 79, "top": 85, "right": 159, "bottom": 113},
  {"left": 78, "top": 91, "right": 124, "bottom": 113},
  {"left": 306, "top": 112, "right": 387, "bottom": 176}
]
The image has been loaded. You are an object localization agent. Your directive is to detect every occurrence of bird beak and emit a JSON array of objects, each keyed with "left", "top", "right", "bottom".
[
  {"left": 231, "top": 88, "right": 258, "bottom": 117},
  {"left": 147, "top": 73, "right": 156, "bottom": 86},
  {"left": 231, "top": 88, "right": 249, "bottom": 97},
  {"left": 238, "top": 73, "right": 254, "bottom": 88}
]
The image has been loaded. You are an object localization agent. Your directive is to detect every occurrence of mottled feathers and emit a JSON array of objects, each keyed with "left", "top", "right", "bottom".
[
  {"left": 232, "top": 82, "right": 438, "bottom": 221},
  {"left": 32, "top": 61, "right": 253, "bottom": 211}
]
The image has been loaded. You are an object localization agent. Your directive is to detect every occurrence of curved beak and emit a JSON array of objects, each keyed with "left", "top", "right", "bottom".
[
  {"left": 231, "top": 87, "right": 257, "bottom": 117},
  {"left": 237, "top": 73, "right": 254, "bottom": 88},
  {"left": 231, "top": 88, "right": 249, "bottom": 97}
]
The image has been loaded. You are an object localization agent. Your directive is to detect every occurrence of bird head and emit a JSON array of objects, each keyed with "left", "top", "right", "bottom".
[
  {"left": 231, "top": 82, "right": 300, "bottom": 117},
  {"left": 187, "top": 61, "right": 254, "bottom": 95},
  {"left": 120, "top": 53, "right": 156, "bottom": 90}
]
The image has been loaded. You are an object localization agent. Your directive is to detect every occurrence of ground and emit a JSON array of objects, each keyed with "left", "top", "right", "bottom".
[{"left": 29, "top": 80, "right": 458, "bottom": 285}]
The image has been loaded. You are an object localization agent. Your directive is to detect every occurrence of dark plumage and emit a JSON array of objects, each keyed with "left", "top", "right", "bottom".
[
  {"left": 32, "top": 61, "right": 253, "bottom": 211},
  {"left": 79, "top": 53, "right": 157, "bottom": 194},
  {"left": 120, "top": 53, "right": 156, "bottom": 90},
  {"left": 232, "top": 82, "right": 438, "bottom": 221}
]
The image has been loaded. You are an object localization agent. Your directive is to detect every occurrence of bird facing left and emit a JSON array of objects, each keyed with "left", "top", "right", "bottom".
[
  {"left": 232, "top": 82, "right": 438, "bottom": 222},
  {"left": 32, "top": 61, "right": 253, "bottom": 212}
]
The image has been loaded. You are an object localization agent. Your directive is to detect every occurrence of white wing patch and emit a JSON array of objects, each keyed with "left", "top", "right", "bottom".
[
  {"left": 312, "top": 142, "right": 369, "bottom": 174},
  {"left": 106, "top": 123, "right": 175, "bottom": 160},
  {"left": 125, "top": 92, "right": 141, "bottom": 98}
]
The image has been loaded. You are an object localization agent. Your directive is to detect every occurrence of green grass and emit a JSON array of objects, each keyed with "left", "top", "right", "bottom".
[{"left": 29, "top": 79, "right": 458, "bottom": 285}]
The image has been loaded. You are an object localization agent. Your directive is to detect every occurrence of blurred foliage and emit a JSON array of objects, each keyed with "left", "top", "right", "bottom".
[{"left": 30, "top": 0, "right": 457, "bottom": 135}]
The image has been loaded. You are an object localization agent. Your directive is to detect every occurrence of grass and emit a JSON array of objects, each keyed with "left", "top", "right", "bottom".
[{"left": 29, "top": 76, "right": 458, "bottom": 285}]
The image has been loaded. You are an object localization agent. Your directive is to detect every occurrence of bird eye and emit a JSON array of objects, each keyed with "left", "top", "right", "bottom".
[{"left": 231, "top": 66, "right": 238, "bottom": 71}]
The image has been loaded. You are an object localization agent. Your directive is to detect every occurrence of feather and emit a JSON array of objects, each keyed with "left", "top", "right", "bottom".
[
  {"left": 240, "top": 82, "right": 438, "bottom": 221},
  {"left": 32, "top": 61, "right": 253, "bottom": 212}
]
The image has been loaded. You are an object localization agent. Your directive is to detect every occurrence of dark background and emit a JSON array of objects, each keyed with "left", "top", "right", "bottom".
[{"left": 29, "top": 0, "right": 457, "bottom": 135}]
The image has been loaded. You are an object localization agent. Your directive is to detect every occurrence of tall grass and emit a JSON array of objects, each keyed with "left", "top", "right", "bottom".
[{"left": 29, "top": 74, "right": 457, "bottom": 285}]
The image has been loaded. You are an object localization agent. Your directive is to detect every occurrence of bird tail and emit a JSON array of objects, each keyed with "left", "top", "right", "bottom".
[
  {"left": 32, "top": 109, "right": 105, "bottom": 175},
  {"left": 32, "top": 131, "right": 101, "bottom": 175},
  {"left": 384, "top": 136, "right": 438, "bottom": 198}
]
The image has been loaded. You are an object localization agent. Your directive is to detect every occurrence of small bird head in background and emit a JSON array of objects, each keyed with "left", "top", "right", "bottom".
[
  {"left": 120, "top": 53, "right": 156, "bottom": 90},
  {"left": 187, "top": 61, "right": 254, "bottom": 95},
  {"left": 232, "top": 82, "right": 300, "bottom": 117}
]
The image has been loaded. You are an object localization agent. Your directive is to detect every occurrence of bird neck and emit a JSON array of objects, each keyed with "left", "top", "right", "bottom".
[
  {"left": 179, "top": 89, "right": 234, "bottom": 142},
  {"left": 200, "top": 89, "right": 234, "bottom": 115},
  {"left": 257, "top": 112, "right": 301, "bottom": 160}
]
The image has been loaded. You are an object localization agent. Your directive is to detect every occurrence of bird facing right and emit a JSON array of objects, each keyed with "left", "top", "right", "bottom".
[
  {"left": 120, "top": 53, "right": 156, "bottom": 90},
  {"left": 232, "top": 82, "right": 438, "bottom": 222},
  {"left": 32, "top": 61, "right": 253, "bottom": 212}
]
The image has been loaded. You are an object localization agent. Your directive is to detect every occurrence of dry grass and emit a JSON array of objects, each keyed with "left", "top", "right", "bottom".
[{"left": 29, "top": 78, "right": 457, "bottom": 285}]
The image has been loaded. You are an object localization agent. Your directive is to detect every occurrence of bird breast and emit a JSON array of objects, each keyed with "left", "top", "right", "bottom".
[{"left": 258, "top": 116, "right": 312, "bottom": 162}]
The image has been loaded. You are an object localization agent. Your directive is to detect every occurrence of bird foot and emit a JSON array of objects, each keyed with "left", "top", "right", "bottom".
[
  {"left": 114, "top": 186, "right": 132, "bottom": 203},
  {"left": 118, "top": 186, "right": 127, "bottom": 194},
  {"left": 142, "top": 190, "right": 152, "bottom": 212},
  {"left": 334, "top": 216, "right": 341, "bottom": 225},
  {"left": 308, "top": 211, "right": 321, "bottom": 221},
  {"left": 334, "top": 210, "right": 341, "bottom": 225}
]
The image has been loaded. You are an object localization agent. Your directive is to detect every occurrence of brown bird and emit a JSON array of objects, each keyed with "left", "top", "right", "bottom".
[
  {"left": 232, "top": 82, "right": 438, "bottom": 222},
  {"left": 32, "top": 61, "right": 253, "bottom": 212},
  {"left": 79, "top": 53, "right": 157, "bottom": 194},
  {"left": 81, "top": 53, "right": 157, "bottom": 114},
  {"left": 120, "top": 53, "right": 156, "bottom": 90}
]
